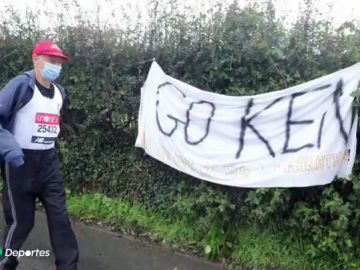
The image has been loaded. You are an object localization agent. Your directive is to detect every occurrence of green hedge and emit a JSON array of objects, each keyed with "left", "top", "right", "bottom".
[{"left": 1, "top": 0, "right": 360, "bottom": 268}]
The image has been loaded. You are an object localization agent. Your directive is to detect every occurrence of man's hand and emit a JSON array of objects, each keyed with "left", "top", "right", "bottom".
[{"left": 10, "top": 156, "right": 24, "bottom": 168}]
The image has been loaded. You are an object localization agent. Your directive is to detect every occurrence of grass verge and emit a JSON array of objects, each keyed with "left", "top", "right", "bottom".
[
  {"left": 65, "top": 191, "right": 355, "bottom": 270},
  {"left": 0, "top": 181, "right": 357, "bottom": 269}
]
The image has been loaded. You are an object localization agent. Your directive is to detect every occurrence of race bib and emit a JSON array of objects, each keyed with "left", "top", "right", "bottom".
[{"left": 31, "top": 113, "right": 60, "bottom": 145}]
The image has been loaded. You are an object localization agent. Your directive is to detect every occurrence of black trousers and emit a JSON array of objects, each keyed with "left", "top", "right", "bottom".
[{"left": 0, "top": 148, "right": 79, "bottom": 270}]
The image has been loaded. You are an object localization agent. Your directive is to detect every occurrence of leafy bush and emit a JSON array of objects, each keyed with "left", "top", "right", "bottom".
[{"left": 1, "top": 0, "right": 360, "bottom": 268}]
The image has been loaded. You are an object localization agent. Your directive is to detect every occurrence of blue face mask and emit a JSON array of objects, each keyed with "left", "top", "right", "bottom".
[{"left": 41, "top": 62, "right": 62, "bottom": 81}]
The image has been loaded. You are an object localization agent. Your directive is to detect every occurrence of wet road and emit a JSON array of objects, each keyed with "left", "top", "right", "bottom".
[{"left": 0, "top": 209, "right": 224, "bottom": 270}]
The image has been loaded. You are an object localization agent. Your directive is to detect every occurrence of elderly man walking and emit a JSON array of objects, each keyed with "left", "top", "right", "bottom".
[{"left": 0, "top": 40, "right": 79, "bottom": 270}]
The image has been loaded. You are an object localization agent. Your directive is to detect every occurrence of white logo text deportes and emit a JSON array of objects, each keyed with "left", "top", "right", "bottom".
[{"left": 4, "top": 249, "right": 50, "bottom": 257}]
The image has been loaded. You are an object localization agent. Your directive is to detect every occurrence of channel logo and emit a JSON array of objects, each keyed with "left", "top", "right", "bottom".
[{"left": 0, "top": 248, "right": 50, "bottom": 258}]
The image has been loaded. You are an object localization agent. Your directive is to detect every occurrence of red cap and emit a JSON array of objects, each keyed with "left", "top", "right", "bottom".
[{"left": 32, "top": 40, "right": 69, "bottom": 61}]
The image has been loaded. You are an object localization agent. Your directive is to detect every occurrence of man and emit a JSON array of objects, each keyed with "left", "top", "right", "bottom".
[{"left": 0, "top": 40, "right": 79, "bottom": 270}]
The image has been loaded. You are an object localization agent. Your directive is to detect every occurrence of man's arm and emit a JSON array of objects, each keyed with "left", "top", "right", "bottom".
[
  {"left": 56, "top": 83, "right": 71, "bottom": 136},
  {"left": 0, "top": 76, "right": 26, "bottom": 167}
]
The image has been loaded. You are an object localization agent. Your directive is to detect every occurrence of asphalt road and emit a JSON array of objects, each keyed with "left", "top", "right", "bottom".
[{"left": 0, "top": 209, "right": 224, "bottom": 270}]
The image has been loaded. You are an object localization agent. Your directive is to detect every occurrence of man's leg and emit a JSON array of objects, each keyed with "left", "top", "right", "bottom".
[
  {"left": 38, "top": 150, "right": 79, "bottom": 270},
  {"left": 0, "top": 162, "right": 36, "bottom": 270}
]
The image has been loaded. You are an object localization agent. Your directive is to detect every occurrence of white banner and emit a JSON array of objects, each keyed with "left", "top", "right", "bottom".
[{"left": 135, "top": 61, "right": 360, "bottom": 187}]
